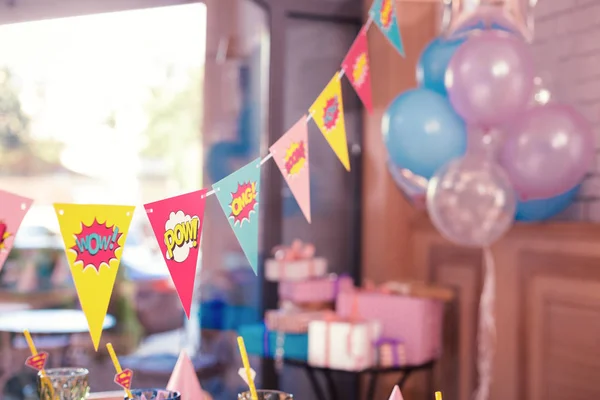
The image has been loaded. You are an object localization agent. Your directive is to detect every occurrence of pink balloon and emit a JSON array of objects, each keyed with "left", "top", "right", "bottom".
[
  {"left": 499, "top": 104, "right": 595, "bottom": 200},
  {"left": 445, "top": 31, "right": 534, "bottom": 127}
]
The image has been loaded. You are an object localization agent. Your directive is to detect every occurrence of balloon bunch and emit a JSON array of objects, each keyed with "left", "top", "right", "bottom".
[{"left": 383, "top": 0, "right": 594, "bottom": 247}]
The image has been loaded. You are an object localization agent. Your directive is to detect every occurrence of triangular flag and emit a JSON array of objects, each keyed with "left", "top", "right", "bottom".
[
  {"left": 309, "top": 74, "right": 351, "bottom": 171},
  {"left": 389, "top": 385, "right": 404, "bottom": 400},
  {"left": 369, "top": 0, "right": 405, "bottom": 57},
  {"left": 342, "top": 26, "right": 373, "bottom": 112},
  {"left": 269, "top": 116, "right": 311, "bottom": 223},
  {"left": 54, "top": 204, "right": 134, "bottom": 350},
  {"left": 0, "top": 190, "right": 33, "bottom": 270},
  {"left": 167, "top": 352, "right": 205, "bottom": 400},
  {"left": 144, "top": 190, "right": 207, "bottom": 318},
  {"left": 212, "top": 158, "right": 261, "bottom": 274}
]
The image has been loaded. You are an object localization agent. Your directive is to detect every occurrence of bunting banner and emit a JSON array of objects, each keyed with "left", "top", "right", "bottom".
[
  {"left": 0, "top": 5, "right": 409, "bottom": 336},
  {"left": 270, "top": 116, "right": 312, "bottom": 223},
  {"left": 370, "top": 0, "right": 405, "bottom": 57},
  {"left": 212, "top": 158, "right": 261, "bottom": 274},
  {"left": 0, "top": 190, "right": 33, "bottom": 270},
  {"left": 54, "top": 204, "right": 134, "bottom": 350},
  {"left": 144, "top": 190, "right": 207, "bottom": 319},
  {"left": 342, "top": 25, "right": 373, "bottom": 113},
  {"left": 309, "top": 74, "right": 351, "bottom": 171}
]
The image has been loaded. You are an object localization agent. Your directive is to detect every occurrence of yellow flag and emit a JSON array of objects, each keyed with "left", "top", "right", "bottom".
[
  {"left": 54, "top": 204, "right": 135, "bottom": 350},
  {"left": 309, "top": 73, "right": 350, "bottom": 171}
]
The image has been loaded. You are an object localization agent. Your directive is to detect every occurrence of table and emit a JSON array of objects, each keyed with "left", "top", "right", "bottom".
[
  {"left": 284, "top": 359, "right": 435, "bottom": 400},
  {"left": 0, "top": 309, "right": 115, "bottom": 393},
  {"left": 0, "top": 309, "right": 115, "bottom": 334}
]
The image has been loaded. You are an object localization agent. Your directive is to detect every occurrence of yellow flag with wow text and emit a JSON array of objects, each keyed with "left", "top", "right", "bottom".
[
  {"left": 309, "top": 73, "right": 350, "bottom": 171},
  {"left": 54, "top": 204, "right": 134, "bottom": 350}
]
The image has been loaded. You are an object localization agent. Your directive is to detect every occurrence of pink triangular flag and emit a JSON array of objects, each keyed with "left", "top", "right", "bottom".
[
  {"left": 269, "top": 116, "right": 311, "bottom": 223},
  {"left": 145, "top": 190, "right": 207, "bottom": 318},
  {"left": 341, "top": 25, "right": 372, "bottom": 112},
  {"left": 167, "top": 352, "right": 204, "bottom": 400},
  {"left": 0, "top": 190, "right": 33, "bottom": 270},
  {"left": 389, "top": 385, "right": 404, "bottom": 400}
]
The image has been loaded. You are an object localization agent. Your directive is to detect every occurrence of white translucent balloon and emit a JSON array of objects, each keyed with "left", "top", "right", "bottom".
[{"left": 427, "top": 155, "right": 516, "bottom": 247}]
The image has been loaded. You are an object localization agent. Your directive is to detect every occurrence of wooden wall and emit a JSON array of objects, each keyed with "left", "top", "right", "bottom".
[{"left": 361, "top": 0, "right": 438, "bottom": 283}]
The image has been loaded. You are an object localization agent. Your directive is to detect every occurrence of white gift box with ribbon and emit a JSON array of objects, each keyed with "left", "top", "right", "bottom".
[{"left": 307, "top": 317, "right": 381, "bottom": 371}]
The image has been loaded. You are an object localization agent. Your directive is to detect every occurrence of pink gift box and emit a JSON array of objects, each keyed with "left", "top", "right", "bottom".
[
  {"left": 265, "top": 309, "right": 335, "bottom": 333},
  {"left": 336, "top": 291, "right": 443, "bottom": 365},
  {"left": 279, "top": 274, "right": 353, "bottom": 303}
]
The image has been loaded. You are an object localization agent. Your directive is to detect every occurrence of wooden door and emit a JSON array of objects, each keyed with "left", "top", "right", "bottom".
[{"left": 412, "top": 220, "right": 600, "bottom": 400}]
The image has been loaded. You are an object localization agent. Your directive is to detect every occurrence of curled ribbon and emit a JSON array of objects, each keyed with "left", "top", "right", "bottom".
[
  {"left": 362, "top": 280, "right": 393, "bottom": 295},
  {"left": 271, "top": 239, "right": 316, "bottom": 261},
  {"left": 272, "top": 239, "right": 316, "bottom": 279}
]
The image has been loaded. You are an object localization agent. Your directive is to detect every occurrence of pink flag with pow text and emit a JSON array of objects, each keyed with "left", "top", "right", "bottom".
[
  {"left": 0, "top": 190, "right": 33, "bottom": 270},
  {"left": 270, "top": 116, "right": 312, "bottom": 223},
  {"left": 342, "top": 25, "right": 373, "bottom": 113},
  {"left": 144, "top": 189, "right": 207, "bottom": 318}
]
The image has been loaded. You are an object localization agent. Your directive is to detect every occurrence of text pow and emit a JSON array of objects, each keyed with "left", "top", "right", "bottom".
[{"left": 164, "top": 218, "right": 199, "bottom": 261}]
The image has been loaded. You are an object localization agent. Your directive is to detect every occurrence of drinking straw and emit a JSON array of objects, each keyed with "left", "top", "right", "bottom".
[
  {"left": 23, "top": 329, "right": 56, "bottom": 399},
  {"left": 237, "top": 336, "right": 258, "bottom": 400},
  {"left": 106, "top": 343, "right": 133, "bottom": 399},
  {"left": 435, "top": 391, "right": 443, "bottom": 400}
]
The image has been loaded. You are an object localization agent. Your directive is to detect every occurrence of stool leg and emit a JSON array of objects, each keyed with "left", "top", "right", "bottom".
[
  {"left": 366, "top": 371, "right": 378, "bottom": 400},
  {"left": 323, "top": 369, "right": 338, "bottom": 400},
  {"left": 303, "top": 366, "right": 327, "bottom": 400}
]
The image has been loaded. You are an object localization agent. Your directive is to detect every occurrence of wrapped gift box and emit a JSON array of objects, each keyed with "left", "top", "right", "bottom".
[
  {"left": 238, "top": 323, "right": 308, "bottom": 361},
  {"left": 265, "top": 258, "right": 327, "bottom": 282},
  {"left": 278, "top": 274, "right": 353, "bottom": 303},
  {"left": 278, "top": 300, "right": 333, "bottom": 312},
  {"left": 265, "top": 309, "right": 335, "bottom": 333},
  {"left": 200, "top": 300, "right": 259, "bottom": 330},
  {"left": 308, "top": 317, "right": 381, "bottom": 371},
  {"left": 336, "top": 289, "right": 443, "bottom": 365},
  {"left": 374, "top": 337, "right": 407, "bottom": 367}
]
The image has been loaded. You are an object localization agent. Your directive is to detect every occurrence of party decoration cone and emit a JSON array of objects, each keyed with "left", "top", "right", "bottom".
[
  {"left": 167, "top": 352, "right": 205, "bottom": 400},
  {"left": 389, "top": 385, "right": 404, "bottom": 400},
  {"left": 237, "top": 367, "right": 256, "bottom": 386},
  {"left": 0, "top": 190, "right": 33, "bottom": 270},
  {"left": 269, "top": 117, "right": 311, "bottom": 223},
  {"left": 54, "top": 204, "right": 134, "bottom": 350},
  {"left": 369, "top": 0, "right": 405, "bottom": 57},
  {"left": 342, "top": 26, "right": 373, "bottom": 113},
  {"left": 309, "top": 74, "right": 350, "bottom": 171},
  {"left": 145, "top": 190, "right": 207, "bottom": 318},
  {"left": 212, "top": 158, "right": 261, "bottom": 274}
]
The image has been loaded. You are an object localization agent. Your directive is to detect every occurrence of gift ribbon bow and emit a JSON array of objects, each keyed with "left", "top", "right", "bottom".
[
  {"left": 362, "top": 280, "right": 393, "bottom": 295},
  {"left": 271, "top": 239, "right": 315, "bottom": 261}
]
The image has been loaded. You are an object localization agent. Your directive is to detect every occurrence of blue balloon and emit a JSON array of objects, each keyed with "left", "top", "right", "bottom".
[
  {"left": 416, "top": 37, "right": 466, "bottom": 95},
  {"left": 516, "top": 185, "right": 580, "bottom": 222},
  {"left": 383, "top": 89, "right": 467, "bottom": 179}
]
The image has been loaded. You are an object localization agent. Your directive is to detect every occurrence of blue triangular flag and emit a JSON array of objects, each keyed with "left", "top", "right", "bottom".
[
  {"left": 212, "top": 157, "right": 261, "bottom": 274},
  {"left": 369, "top": 0, "right": 405, "bottom": 57}
]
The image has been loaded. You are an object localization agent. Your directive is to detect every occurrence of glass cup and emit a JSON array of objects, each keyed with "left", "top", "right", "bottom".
[
  {"left": 238, "top": 390, "right": 294, "bottom": 400},
  {"left": 37, "top": 367, "right": 90, "bottom": 400},
  {"left": 126, "top": 389, "right": 181, "bottom": 400}
]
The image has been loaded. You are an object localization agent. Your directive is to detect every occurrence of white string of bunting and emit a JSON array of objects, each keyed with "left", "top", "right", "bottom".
[{"left": 0, "top": 0, "right": 404, "bottom": 351}]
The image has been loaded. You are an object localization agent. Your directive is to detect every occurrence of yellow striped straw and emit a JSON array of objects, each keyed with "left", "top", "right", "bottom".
[
  {"left": 24, "top": 330, "right": 56, "bottom": 400},
  {"left": 435, "top": 391, "right": 443, "bottom": 400},
  {"left": 237, "top": 336, "right": 258, "bottom": 400},
  {"left": 106, "top": 343, "right": 133, "bottom": 399}
]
